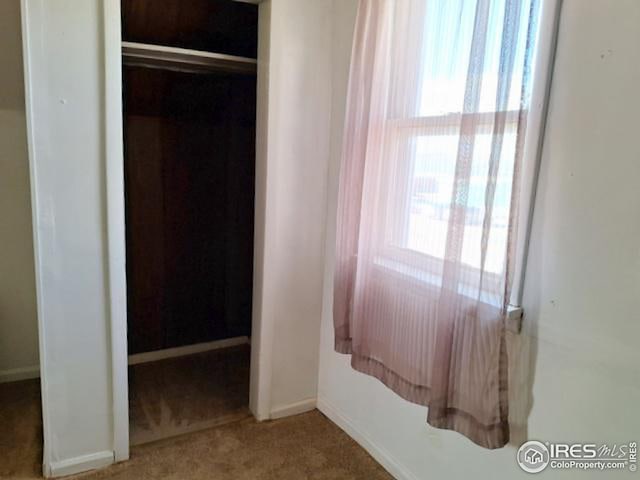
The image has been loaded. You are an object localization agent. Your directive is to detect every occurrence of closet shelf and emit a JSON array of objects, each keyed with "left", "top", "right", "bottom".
[{"left": 122, "top": 41, "right": 257, "bottom": 75}]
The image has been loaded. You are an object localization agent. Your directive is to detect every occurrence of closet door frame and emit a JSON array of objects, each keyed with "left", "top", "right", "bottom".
[
  {"left": 103, "top": 0, "right": 269, "bottom": 461},
  {"left": 104, "top": 0, "right": 130, "bottom": 462}
]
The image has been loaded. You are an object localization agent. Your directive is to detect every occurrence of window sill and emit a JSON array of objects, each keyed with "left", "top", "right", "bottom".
[
  {"left": 373, "top": 255, "right": 525, "bottom": 334},
  {"left": 506, "top": 304, "right": 524, "bottom": 333}
]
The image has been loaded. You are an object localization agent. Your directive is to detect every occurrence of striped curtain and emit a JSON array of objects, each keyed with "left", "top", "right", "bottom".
[{"left": 334, "top": 0, "right": 540, "bottom": 448}]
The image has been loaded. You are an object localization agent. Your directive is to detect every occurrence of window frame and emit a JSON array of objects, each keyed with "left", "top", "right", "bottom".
[
  {"left": 370, "top": 0, "right": 564, "bottom": 322},
  {"left": 376, "top": 110, "right": 521, "bottom": 302}
]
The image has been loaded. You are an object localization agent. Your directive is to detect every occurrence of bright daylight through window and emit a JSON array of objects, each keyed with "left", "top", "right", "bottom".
[
  {"left": 387, "top": 0, "right": 530, "bottom": 277},
  {"left": 334, "top": 0, "right": 546, "bottom": 449}
]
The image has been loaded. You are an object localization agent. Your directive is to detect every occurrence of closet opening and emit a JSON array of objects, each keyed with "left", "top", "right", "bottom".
[{"left": 121, "top": 0, "right": 258, "bottom": 446}]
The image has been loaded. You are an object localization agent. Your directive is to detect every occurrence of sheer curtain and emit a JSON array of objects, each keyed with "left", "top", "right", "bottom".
[{"left": 334, "top": 0, "right": 540, "bottom": 448}]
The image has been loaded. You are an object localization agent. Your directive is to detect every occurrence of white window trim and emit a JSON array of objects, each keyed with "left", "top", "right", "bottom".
[
  {"left": 510, "top": 0, "right": 563, "bottom": 310},
  {"left": 374, "top": 0, "right": 563, "bottom": 333}
]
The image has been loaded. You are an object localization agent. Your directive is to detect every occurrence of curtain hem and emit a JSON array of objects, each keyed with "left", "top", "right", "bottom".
[{"left": 335, "top": 338, "right": 509, "bottom": 449}]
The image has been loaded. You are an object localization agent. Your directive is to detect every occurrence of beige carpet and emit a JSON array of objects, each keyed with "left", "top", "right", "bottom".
[
  {"left": 76, "top": 411, "right": 392, "bottom": 480},
  {"left": 1, "top": 362, "right": 392, "bottom": 480},
  {"left": 0, "top": 379, "right": 42, "bottom": 479},
  {"left": 129, "top": 345, "right": 251, "bottom": 445}
]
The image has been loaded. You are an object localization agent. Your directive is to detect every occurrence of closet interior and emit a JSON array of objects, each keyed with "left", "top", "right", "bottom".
[{"left": 121, "top": 0, "right": 257, "bottom": 445}]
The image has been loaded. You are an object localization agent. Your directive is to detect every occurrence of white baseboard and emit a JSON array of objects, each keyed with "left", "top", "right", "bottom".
[
  {"left": 317, "top": 397, "right": 419, "bottom": 480},
  {"left": 46, "top": 450, "right": 114, "bottom": 478},
  {"left": 270, "top": 398, "right": 317, "bottom": 420},
  {"left": 0, "top": 365, "right": 40, "bottom": 383},
  {"left": 128, "top": 336, "right": 250, "bottom": 365}
]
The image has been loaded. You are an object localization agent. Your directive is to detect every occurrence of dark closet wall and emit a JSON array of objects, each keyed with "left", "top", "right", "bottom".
[
  {"left": 122, "top": 0, "right": 258, "bottom": 57},
  {"left": 122, "top": 0, "right": 257, "bottom": 354}
]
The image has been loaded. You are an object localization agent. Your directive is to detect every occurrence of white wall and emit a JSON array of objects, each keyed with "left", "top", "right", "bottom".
[
  {"left": 0, "top": 0, "right": 39, "bottom": 382},
  {"left": 251, "top": 0, "right": 333, "bottom": 419},
  {"left": 22, "top": 0, "right": 334, "bottom": 475},
  {"left": 318, "top": 1, "right": 640, "bottom": 479},
  {"left": 21, "top": 0, "right": 119, "bottom": 475}
]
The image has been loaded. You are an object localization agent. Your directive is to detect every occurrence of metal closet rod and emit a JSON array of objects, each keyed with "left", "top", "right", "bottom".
[{"left": 122, "top": 41, "right": 257, "bottom": 75}]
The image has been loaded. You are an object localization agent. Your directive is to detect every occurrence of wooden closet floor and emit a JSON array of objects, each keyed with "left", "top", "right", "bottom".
[{"left": 128, "top": 344, "right": 250, "bottom": 445}]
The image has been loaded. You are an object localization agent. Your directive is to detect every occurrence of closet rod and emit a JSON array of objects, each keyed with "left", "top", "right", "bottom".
[{"left": 122, "top": 41, "right": 257, "bottom": 75}]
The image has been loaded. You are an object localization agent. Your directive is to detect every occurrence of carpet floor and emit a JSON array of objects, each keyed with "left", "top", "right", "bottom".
[
  {"left": 1, "top": 366, "right": 392, "bottom": 480},
  {"left": 129, "top": 344, "right": 251, "bottom": 445},
  {"left": 74, "top": 411, "right": 392, "bottom": 480},
  {"left": 0, "top": 379, "right": 42, "bottom": 479}
]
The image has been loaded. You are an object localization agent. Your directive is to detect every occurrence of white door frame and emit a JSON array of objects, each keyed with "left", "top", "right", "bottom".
[
  {"left": 103, "top": 0, "right": 130, "bottom": 462},
  {"left": 102, "top": 0, "right": 272, "bottom": 461}
]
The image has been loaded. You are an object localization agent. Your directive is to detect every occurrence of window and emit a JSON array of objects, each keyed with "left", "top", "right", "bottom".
[
  {"left": 334, "top": 0, "right": 557, "bottom": 448},
  {"left": 381, "top": 0, "right": 534, "bottom": 282}
]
